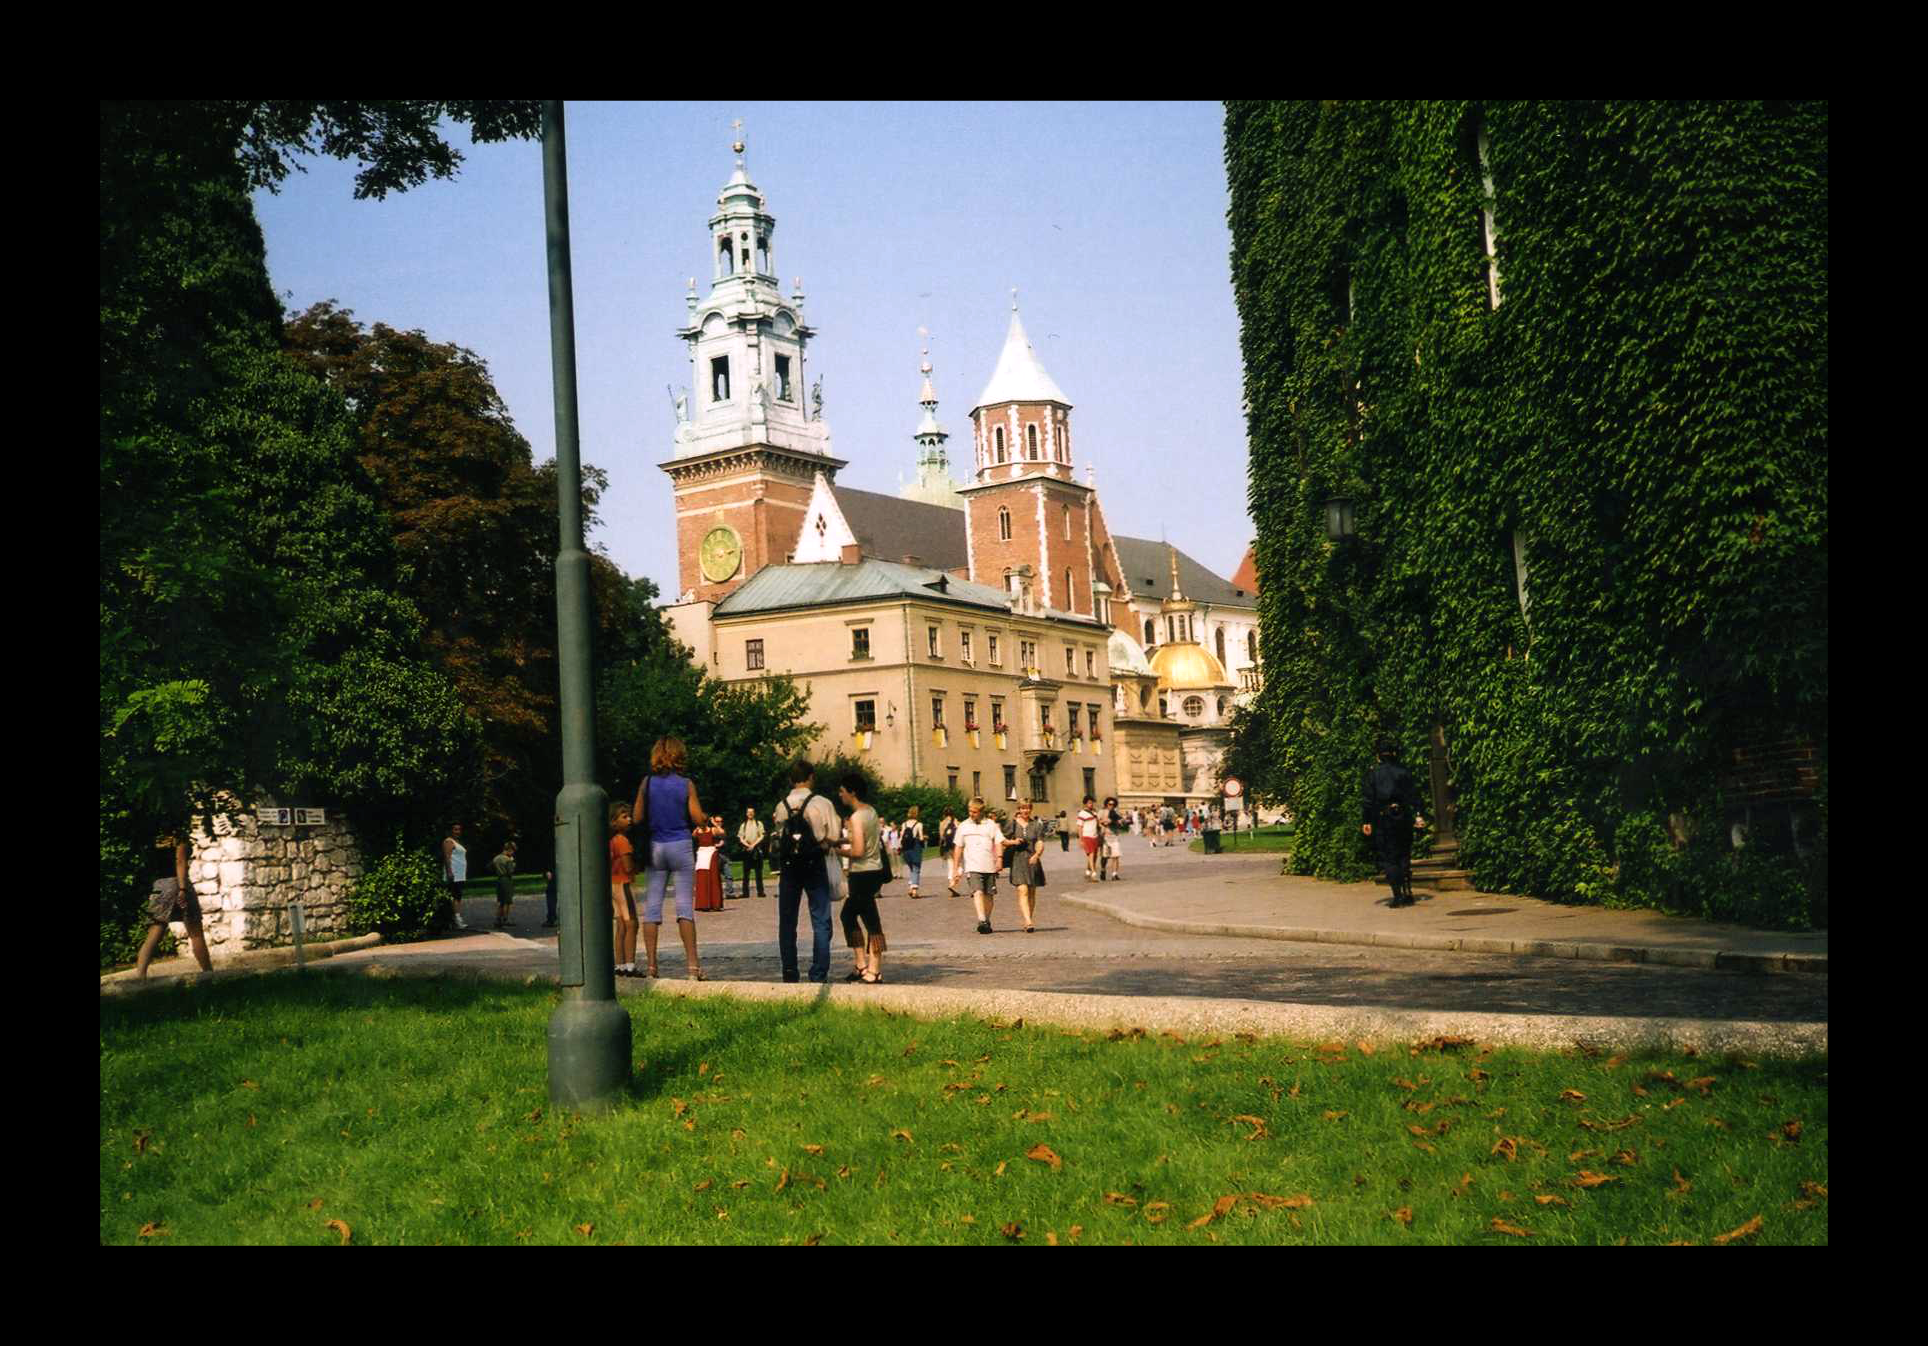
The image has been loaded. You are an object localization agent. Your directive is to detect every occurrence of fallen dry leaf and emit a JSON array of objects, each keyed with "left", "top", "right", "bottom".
[
  {"left": 1452, "top": 1173, "right": 1474, "bottom": 1198},
  {"left": 957, "top": 1214, "right": 976, "bottom": 1225},
  {"left": 1800, "top": 1181, "right": 1827, "bottom": 1200},
  {"left": 890, "top": 1129, "right": 913, "bottom": 1143},
  {"left": 1672, "top": 1169, "right": 1691, "bottom": 1194},
  {"left": 240, "top": 1079, "right": 260, "bottom": 1090},
  {"left": 1245, "top": 1192, "right": 1313, "bottom": 1210},
  {"left": 994, "top": 1161, "right": 1007, "bottom": 1176},
  {"left": 776, "top": 1168, "right": 790, "bottom": 1193},
  {"left": 1490, "top": 1218, "right": 1534, "bottom": 1238},
  {"left": 1393, "top": 1077, "right": 1420, "bottom": 1092},
  {"left": 803, "top": 1232, "right": 824, "bottom": 1246},
  {"left": 1534, "top": 1195, "right": 1569, "bottom": 1207},
  {"left": 1571, "top": 1171, "right": 1617, "bottom": 1189},
  {"left": 1323, "top": 1110, "right": 1349, "bottom": 1122},
  {"left": 1103, "top": 1192, "right": 1138, "bottom": 1207},
  {"left": 1781, "top": 1120, "right": 1803, "bottom": 1143},
  {"left": 731, "top": 1179, "right": 751, "bottom": 1189},
  {"left": 1069, "top": 1224, "right": 1084, "bottom": 1240},
  {"left": 671, "top": 1098, "right": 688, "bottom": 1117},
  {"left": 1712, "top": 1214, "right": 1764, "bottom": 1245},
  {"left": 803, "top": 1144, "right": 825, "bottom": 1156},
  {"left": 1663, "top": 1098, "right": 1686, "bottom": 1111},
  {"left": 1579, "top": 1114, "right": 1642, "bottom": 1132},
  {"left": 1412, "top": 1142, "right": 1436, "bottom": 1155},
  {"left": 1045, "top": 1231, "right": 1059, "bottom": 1246},
  {"left": 307, "top": 1198, "right": 324, "bottom": 1211},
  {"left": 137, "top": 1222, "right": 168, "bottom": 1239},
  {"left": 133, "top": 1130, "right": 150, "bottom": 1155},
  {"left": 1612, "top": 1149, "right": 1639, "bottom": 1167},
  {"left": 326, "top": 1219, "right": 352, "bottom": 1245},
  {"left": 1001, "top": 1222, "right": 1025, "bottom": 1240},
  {"left": 1687, "top": 1076, "right": 1716, "bottom": 1096},
  {"left": 698, "top": 1063, "right": 710, "bottom": 1076},
  {"left": 1144, "top": 1202, "right": 1170, "bottom": 1224},
  {"left": 1232, "top": 1114, "right": 1269, "bottom": 1139},
  {"left": 1026, "top": 1144, "right": 1063, "bottom": 1171},
  {"left": 1606, "top": 1054, "right": 1628, "bottom": 1068},
  {"left": 1560, "top": 1089, "right": 1587, "bottom": 1103},
  {"left": 1391, "top": 1207, "right": 1413, "bottom": 1226},
  {"left": 1188, "top": 1195, "right": 1240, "bottom": 1229},
  {"left": 576, "top": 1223, "right": 594, "bottom": 1238},
  {"left": 1357, "top": 1041, "right": 1377, "bottom": 1056},
  {"left": 1492, "top": 1137, "right": 1519, "bottom": 1162},
  {"left": 693, "top": 1179, "right": 712, "bottom": 1192}
]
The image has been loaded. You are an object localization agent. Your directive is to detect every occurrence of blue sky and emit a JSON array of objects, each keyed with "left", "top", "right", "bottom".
[{"left": 253, "top": 101, "right": 1251, "bottom": 599}]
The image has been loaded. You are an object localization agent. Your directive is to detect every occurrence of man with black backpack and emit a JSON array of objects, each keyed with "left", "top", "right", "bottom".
[{"left": 772, "top": 760, "right": 842, "bottom": 983}]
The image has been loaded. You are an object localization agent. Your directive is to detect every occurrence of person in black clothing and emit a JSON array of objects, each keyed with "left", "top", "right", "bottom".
[{"left": 1362, "top": 737, "right": 1427, "bottom": 907}]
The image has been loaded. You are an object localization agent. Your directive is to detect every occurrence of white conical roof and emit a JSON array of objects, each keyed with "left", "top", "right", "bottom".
[{"left": 974, "top": 306, "right": 1070, "bottom": 410}]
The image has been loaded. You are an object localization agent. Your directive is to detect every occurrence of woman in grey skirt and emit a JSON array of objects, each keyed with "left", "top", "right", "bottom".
[{"left": 1009, "top": 798, "right": 1049, "bottom": 934}]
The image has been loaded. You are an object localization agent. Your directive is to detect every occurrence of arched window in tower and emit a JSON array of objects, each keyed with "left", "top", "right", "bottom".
[
  {"left": 1215, "top": 626, "right": 1226, "bottom": 666},
  {"left": 718, "top": 240, "right": 734, "bottom": 277},
  {"left": 998, "top": 508, "right": 1012, "bottom": 542},
  {"left": 1247, "top": 630, "right": 1257, "bottom": 663},
  {"left": 994, "top": 427, "right": 1006, "bottom": 463},
  {"left": 711, "top": 357, "right": 730, "bottom": 402},
  {"left": 1144, "top": 618, "right": 1155, "bottom": 646},
  {"left": 1064, "top": 568, "right": 1073, "bottom": 609},
  {"left": 756, "top": 236, "right": 769, "bottom": 274},
  {"left": 1062, "top": 505, "right": 1071, "bottom": 541},
  {"left": 1027, "top": 424, "right": 1039, "bottom": 460}
]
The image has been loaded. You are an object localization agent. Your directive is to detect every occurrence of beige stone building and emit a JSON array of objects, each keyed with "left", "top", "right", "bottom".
[{"left": 656, "top": 140, "right": 1258, "bottom": 808}]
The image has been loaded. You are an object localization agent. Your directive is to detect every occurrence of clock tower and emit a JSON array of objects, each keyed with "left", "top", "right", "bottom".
[{"left": 661, "top": 126, "right": 845, "bottom": 605}]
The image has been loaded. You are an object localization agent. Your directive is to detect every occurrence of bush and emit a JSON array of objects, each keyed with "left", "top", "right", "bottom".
[
  {"left": 345, "top": 840, "right": 449, "bottom": 942},
  {"left": 876, "top": 782, "right": 967, "bottom": 829}
]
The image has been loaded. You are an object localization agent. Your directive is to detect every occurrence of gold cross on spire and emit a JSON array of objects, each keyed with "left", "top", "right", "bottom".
[{"left": 731, "top": 118, "right": 745, "bottom": 156}]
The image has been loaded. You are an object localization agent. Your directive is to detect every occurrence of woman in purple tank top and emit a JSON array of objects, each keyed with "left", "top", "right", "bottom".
[{"left": 630, "top": 736, "right": 709, "bottom": 979}]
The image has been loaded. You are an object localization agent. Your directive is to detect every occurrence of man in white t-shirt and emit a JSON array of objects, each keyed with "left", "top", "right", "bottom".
[
  {"left": 952, "top": 796, "right": 1007, "bottom": 935},
  {"left": 1077, "top": 797, "right": 1101, "bottom": 881}
]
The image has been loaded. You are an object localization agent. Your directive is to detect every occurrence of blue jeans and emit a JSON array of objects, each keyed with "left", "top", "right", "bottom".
[
  {"left": 904, "top": 858, "right": 922, "bottom": 890},
  {"left": 642, "top": 839, "right": 696, "bottom": 923},
  {"left": 777, "top": 859, "right": 833, "bottom": 982}
]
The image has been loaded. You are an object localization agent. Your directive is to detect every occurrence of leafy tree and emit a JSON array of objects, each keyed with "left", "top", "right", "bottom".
[
  {"left": 100, "top": 101, "right": 535, "bottom": 962},
  {"left": 598, "top": 644, "right": 821, "bottom": 830}
]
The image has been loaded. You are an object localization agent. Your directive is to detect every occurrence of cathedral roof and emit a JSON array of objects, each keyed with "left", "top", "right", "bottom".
[
  {"left": 1111, "top": 537, "right": 1255, "bottom": 610},
  {"left": 974, "top": 305, "right": 1070, "bottom": 410},
  {"left": 1150, "top": 641, "right": 1230, "bottom": 691},
  {"left": 713, "top": 558, "right": 1016, "bottom": 620},
  {"left": 832, "top": 486, "right": 970, "bottom": 571}
]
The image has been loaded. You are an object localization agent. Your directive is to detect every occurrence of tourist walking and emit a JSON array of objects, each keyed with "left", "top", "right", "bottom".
[
  {"left": 491, "top": 840, "right": 517, "bottom": 929},
  {"left": 1009, "top": 798, "right": 1048, "bottom": 933},
  {"left": 631, "top": 736, "right": 708, "bottom": 979},
  {"left": 836, "top": 773, "right": 889, "bottom": 982},
  {"left": 1057, "top": 810, "right": 1071, "bottom": 852},
  {"left": 900, "top": 806, "right": 927, "bottom": 898},
  {"left": 1103, "top": 796, "right": 1126, "bottom": 881},
  {"left": 608, "top": 804, "right": 639, "bottom": 975},
  {"left": 543, "top": 867, "right": 558, "bottom": 928},
  {"left": 954, "top": 797, "right": 1006, "bottom": 934},
  {"left": 939, "top": 809, "right": 960, "bottom": 897},
  {"left": 1077, "top": 796, "right": 1101, "bottom": 880},
  {"left": 442, "top": 821, "right": 469, "bottom": 929},
  {"left": 1363, "top": 737, "right": 1427, "bottom": 907},
  {"left": 772, "top": 760, "right": 840, "bottom": 983},
  {"left": 737, "top": 807, "right": 768, "bottom": 898},
  {"left": 134, "top": 828, "right": 213, "bottom": 978}
]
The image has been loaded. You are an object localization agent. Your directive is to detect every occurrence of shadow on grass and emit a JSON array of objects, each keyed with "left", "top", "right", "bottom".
[{"left": 616, "top": 978, "right": 834, "bottom": 1108}]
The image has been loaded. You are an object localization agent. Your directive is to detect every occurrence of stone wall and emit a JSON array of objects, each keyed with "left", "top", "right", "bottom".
[{"left": 156, "top": 805, "right": 364, "bottom": 960}]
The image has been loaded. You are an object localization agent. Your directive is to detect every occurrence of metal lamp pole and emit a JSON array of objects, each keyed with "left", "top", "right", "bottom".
[{"left": 542, "top": 100, "right": 630, "bottom": 1110}]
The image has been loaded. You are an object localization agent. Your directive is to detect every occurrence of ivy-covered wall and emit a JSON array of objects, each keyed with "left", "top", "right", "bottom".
[{"left": 1225, "top": 102, "right": 1827, "bottom": 928}]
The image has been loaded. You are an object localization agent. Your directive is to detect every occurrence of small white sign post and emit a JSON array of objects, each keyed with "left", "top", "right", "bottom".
[{"left": 1222, "top": 778, "right": 1243, "bottom": 844}]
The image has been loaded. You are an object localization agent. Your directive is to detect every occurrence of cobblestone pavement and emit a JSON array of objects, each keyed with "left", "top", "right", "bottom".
[{"left": 434, "top": 855, "right": 1826, "bottom": 1026}]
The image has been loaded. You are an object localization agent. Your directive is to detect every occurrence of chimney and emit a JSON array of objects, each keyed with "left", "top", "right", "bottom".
[{"left": 840, "top": 543, "right": 862, "bottom": 566}]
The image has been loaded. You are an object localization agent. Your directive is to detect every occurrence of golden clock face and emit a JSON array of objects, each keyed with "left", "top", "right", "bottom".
[{"left": 700, "top": 526, "right": 743, "bottom": 583}]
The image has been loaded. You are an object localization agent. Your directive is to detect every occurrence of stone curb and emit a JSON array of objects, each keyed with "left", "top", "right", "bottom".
[
  {"left": 1061, "top": 896, "right": 1828, "bottom": 977},
  {"left": 100, "top": 933, "right": 385, "bottom": 991}
]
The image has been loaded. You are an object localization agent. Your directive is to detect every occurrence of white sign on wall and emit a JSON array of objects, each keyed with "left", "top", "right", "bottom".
[{"left": 257, "top": 808, "right": 327, "bottom": 827}]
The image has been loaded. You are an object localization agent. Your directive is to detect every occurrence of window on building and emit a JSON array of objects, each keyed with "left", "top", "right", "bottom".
[
  {"left": 1159, "top": 695, "right": 1170, "bottom": 717},
  {"left": 1083, "top": 767, "right": 1096, "bottom": 800},
  {"left": 1054, "top": 423, "right": 1066, "bottom": 462},
  {"left": 1087, "top": 703, "right": 1102, "bottom": 736},
  {"left": 718, "top": 239, "right": 733, "bottom": 277},
  {"left": 1144, "top": 618, "right": 1155, "bottom": 646},
  {"left": 995, "top": 426, "right": 1006, "bottom": 462},
  {"left": 1183, "top": 696, "right": 1205, "bottom": 718},
  {"left": 1029, "top": 769, "right": 1048, "bottom": 803},
  {"left": 973, "top": 770, "right": 982, "bottom": 798},
  {"left": 1040, "top": 703, "right": 1053, "bottom": 731},
  {"left": 775, "top": 354, "right": 792, "bottom": 402},
  {"left": 855, "top": 700, "right": 877, "bottom": 732},
  {"left": 711, "top": 356, "right": 730, "bottom": 402},
  {"left": 931, "top": 696, "right": 945, "bottom": 728},
  {"left": 988, "top": 634, "right": 1001, "bottom": 665},
  {"left": 745, "top": 639, "right": 764, "bottom": 670},
  {"left": 1068, "top": 705, "right": 1081, "bottom": 737},
  {"left": 960, "top": 629, "right": 973, "bottom": 663},
  {"left": 990, "top": 697, "right": 1006, "bottom": 731},
  {"left": 1063, "top": 505, "right": 1071, "bottom": 540},
  {"left": 998, "top": 508, "right": 1012, "bottom": 541},
  {"left": 1085, "top": 649, "right": 1096, "bottom": 679},
  {"left": 1027, "top": 424, "right": 1039, "bottom": 459},
  {"left": 1020, "top": 639, "right": 1037, "bottom": 669},
  {"left": 1215, "top": 626, "right": 1226, "bottom": 665},
  {"left": 1065, "top": 645, "right": 1076, "bottom": 676},
  {"left": 1217, "top": 697, "right": 1229, "bottom": 718},
  {"left": 1064, "top": 568, "right": 1074, "bottom": 610},
  {"left": 928, "top": 624, "right": 942, "bottom": 658},
  {"left": 851, "top": 627, "right": 871, "bottom": 660},
  {"left": 1004, "top": 765, "right": 1018, "bottom": 800},
  {"left": 756, "top": 236, "right": 770, "bottom": 274},
  {"left": 1248, "top": 630, "right": 1257, "bottom": 663},
  {"left": 948, "top": 772, "right": 959, "bottom": 793},
  {"left": 964, "top": 697, "right": 977, "bottom": 730}
]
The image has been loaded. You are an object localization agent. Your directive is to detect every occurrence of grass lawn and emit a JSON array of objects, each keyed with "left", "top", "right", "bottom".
[
  {"left": 1189, "top": 826, "right": 1295, "bottom": 855},
  {"left": 101, "top": 973, "right": 1827, "bottom": 1245}
]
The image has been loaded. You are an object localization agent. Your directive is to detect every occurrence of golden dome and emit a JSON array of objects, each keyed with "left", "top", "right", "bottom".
[{"left": 1150, "top": 641, "right": 1228, "bottom": 691}]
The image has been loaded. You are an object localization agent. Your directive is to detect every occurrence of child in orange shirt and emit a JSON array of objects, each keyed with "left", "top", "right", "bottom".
[{"left": 610, "top": 805, "right": 639, "bottom": 975}]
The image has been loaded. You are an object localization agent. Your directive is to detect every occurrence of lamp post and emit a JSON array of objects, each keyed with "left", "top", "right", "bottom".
[{"left": 542, "top": 100, "right": 631, "bottom": 1111}]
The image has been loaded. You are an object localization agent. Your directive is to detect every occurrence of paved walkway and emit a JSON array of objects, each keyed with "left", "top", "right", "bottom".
[{"left": 107, "top": 839, "right": 1827, "bottom": 1055}]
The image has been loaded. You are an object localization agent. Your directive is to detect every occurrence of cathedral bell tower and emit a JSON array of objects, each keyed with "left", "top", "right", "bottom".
[
  {"left": 958, "top": 293, "right": 1096, "bottom": 616},
  {"left": 660, "top": 124, "right": 845, "bottom": 605}
]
